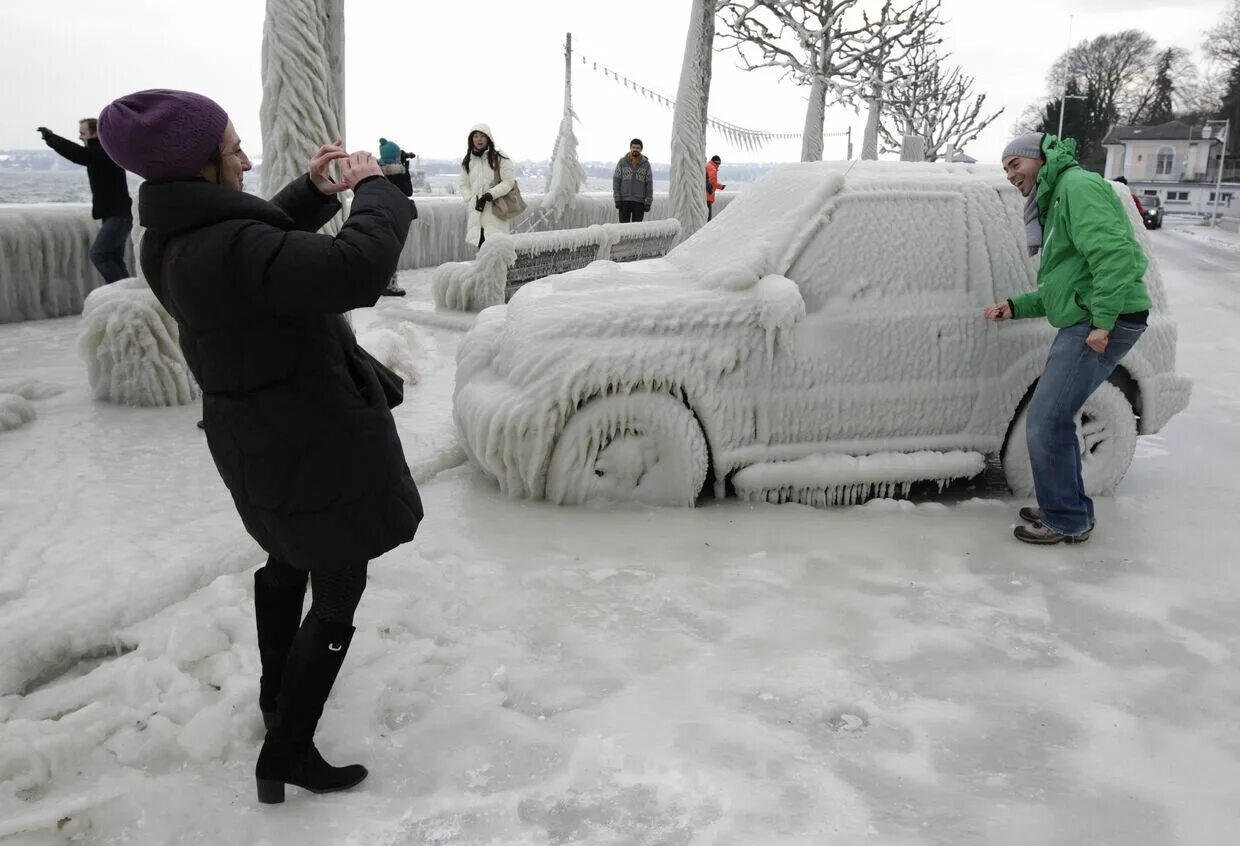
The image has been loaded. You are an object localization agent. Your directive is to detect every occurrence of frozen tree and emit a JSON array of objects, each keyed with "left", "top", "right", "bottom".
[
  {"left": 719, "top": 0, "right": 930, "bottom": 161},
  {"left": 878, "top": 43, "right": 1004, "bottom": 161},
  {"left": 670, "top": 0, "right": 718, "bottom": 241},
  {"left": 260, "top": 0, "right": 345, "bottom": 208},
  {"left": 854, "top": 0, "right": 941, "bottom": 160}
]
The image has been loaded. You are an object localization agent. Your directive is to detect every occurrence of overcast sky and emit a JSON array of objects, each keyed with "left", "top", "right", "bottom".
[{"left": 1, "top": 0, "right": 1229, "bottom": 165}]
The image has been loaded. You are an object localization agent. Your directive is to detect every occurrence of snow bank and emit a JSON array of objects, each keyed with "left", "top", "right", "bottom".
[
  {"left": 0, "top": 379, "right": 66, "bottom": 433},
  {"left": 0, "top": 393, "right": 36, "bottom": 432},
  {"left": 77, "top": 278, "right": 200, "bottom": 407},
  {"left": 0, "top": 205, "right": 135, "bottom": 324}
]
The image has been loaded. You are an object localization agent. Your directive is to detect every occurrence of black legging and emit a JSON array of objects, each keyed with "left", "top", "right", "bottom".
[{"left": 258, "top": 555, "right": 368, "bottom": 625}]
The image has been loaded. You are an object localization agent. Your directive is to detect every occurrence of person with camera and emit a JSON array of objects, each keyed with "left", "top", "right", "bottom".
[
  {"left": 460, "top": 123, "right": 516, "bottom": 248},
  {"left": 97, "top": 88, "right": 423, "bottom": 803},
  {"left": 37, "top": 118, "right": 133, "bottom": 283},
  {"left": 377, "top": 137, "right": 419, "bottom": 296}
]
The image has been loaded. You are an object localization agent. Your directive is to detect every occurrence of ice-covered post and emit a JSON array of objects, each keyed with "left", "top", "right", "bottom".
[
  {"left": 260, "top": 0, "right": 345, "bottom": 208},
  {"left": 670, "top": 0, "right": 716, "bottom": 242},
  {"left": 900, "top": 135, "right": 926, "bottom": 161},
  {"left": 541, "top": 32, "right": 587, "bottom": 225}
]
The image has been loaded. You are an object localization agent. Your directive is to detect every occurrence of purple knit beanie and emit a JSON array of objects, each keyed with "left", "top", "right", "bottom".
[{"left": 98, "top": 89, "right": 229, "bottom": 180}]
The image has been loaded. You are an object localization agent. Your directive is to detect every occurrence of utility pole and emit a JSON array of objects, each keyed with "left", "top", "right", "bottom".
[{"left": 1206, "top": 118, "right": 1231, "bottom": 226}]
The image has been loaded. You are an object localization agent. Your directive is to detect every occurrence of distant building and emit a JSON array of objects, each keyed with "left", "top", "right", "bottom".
[{"left": 1103, "top": 120, "right": 1237, "bottom": 217}]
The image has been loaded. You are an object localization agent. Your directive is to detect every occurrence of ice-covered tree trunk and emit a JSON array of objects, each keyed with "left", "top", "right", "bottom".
[
  {"left": 863, "top": 94, "right": 882, "bottom": 161},
  {"left": 260, "top": 0, "right": 344, "bottom": 210},
  {"left": 801, "top": 75, "right": 828, "bottom": 162},
  {"left": 670, "top": 0, "right": 715, "bottom": 241}
]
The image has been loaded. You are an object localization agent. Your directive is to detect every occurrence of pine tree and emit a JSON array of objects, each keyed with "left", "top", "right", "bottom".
[{"left": 1144, "top": 49, "right": 1176, "bottom": 125}]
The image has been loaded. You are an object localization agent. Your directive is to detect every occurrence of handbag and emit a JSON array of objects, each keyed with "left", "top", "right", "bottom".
[
  {"left": 490, "top": 159, "right": 528, "bottom": 221},
  {"left": 358, "top": 346, "right": 404, "bottom": 409}
]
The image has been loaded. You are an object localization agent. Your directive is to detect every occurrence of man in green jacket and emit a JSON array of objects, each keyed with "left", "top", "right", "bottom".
[{"left": 985, "top": 132, "right": 1152, "bottom": 545}]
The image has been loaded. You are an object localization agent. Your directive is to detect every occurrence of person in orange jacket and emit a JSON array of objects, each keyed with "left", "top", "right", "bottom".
[{"left": 706, "top": 155, "right": 725, "bottom": 220}]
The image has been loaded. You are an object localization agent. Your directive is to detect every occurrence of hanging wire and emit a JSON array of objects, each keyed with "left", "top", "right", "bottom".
[{"left": 572, "top": 46, "right": 837, "bottom": 152}]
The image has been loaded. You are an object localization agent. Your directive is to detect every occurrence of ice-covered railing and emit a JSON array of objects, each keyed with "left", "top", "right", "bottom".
[
  {"left": 433, "top": 218, "right": 682, "bottom": 312},
  {"left": 1, "top": 193, "right": 733, "bottom": 324},
  {"left": 0, "top": 205, "right": 136, "bottom": 324}
]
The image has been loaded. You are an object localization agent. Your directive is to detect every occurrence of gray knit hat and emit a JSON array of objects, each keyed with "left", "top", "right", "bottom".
[{"left": 1001, "top": 132, "right": 1044, "bottom": 162}]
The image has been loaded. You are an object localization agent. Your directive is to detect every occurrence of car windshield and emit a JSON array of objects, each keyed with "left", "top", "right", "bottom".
[{"left": 1144, "top": 196, "right": 1161, "bottom": 208}]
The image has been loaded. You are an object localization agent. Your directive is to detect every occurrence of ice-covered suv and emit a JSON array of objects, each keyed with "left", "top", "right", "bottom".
[{"left": 454, "top": 161, "right": 1191, "bottom": 507}]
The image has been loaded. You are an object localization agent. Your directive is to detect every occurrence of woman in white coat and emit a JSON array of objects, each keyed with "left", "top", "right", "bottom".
[{"left": 460, "top": 123, "right": 516, "bottom": 248}]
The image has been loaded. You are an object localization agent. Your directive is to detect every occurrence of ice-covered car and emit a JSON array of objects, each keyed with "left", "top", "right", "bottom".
[
  {"left": 454, "top": 162, "right": 1191, "bottom": 507},
  {"left": 1141, "top": 195, "right": 1164, "bottom": 229}
]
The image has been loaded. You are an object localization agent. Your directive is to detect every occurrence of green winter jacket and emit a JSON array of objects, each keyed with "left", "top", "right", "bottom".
[{"left": 1010, "top": 135, "right": 1151, "bottom": 331}]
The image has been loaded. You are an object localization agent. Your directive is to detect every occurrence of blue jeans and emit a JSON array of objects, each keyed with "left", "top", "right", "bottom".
[
  {"left": 1025, "top": 318, "right": 1146, "bottom": 535},
  {"left": 91, "top": 216, "right": 132, "bottom": 283}
]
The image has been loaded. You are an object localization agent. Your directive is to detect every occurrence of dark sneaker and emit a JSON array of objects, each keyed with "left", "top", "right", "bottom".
[{"left": 1014, "top": 522, "right": 1091, "bottom": 545}]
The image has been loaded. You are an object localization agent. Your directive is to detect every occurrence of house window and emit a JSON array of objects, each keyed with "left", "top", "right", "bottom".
[
  {"left": 1142, "top": 190, "right": 1158, "bottom": 197},
  {"left": 1209, "top": 192, "right": 1234, "bottom": 203},
  {"left": 1156, "top": 147, "right": 1175, "bottom": 175},
  {"left": 1166, "top": 191, "right": 1189, "bottom": 202}
]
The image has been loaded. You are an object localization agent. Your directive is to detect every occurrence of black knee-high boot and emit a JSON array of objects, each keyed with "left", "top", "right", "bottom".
[
  {"left": 255, "top": 617, "right": 366, "bottom": 803},
  {"left": 254, "top": 570, "right": 307, "bottom": 730}
]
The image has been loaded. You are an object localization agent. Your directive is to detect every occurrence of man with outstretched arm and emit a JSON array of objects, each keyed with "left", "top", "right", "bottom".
[{"left": 38, "top": 118, "right": 133, "bottom": 283}]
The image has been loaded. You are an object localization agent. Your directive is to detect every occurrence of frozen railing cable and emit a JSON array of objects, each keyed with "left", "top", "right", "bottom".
[{"left": 575, "top": 49, "right": 832, "bottom": 151}]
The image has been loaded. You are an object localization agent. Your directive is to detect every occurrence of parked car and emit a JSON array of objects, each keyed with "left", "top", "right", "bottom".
[
  {"left": 1141, "top": 194, "right": 1164, "bottom": 229},
  {"left": 454, "top": 161, "right": 1192, "bottom": 507}
]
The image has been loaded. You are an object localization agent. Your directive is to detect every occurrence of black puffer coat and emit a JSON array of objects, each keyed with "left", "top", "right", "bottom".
[{"left": 138, "top": 174, "right": 421, "bottom": 572}]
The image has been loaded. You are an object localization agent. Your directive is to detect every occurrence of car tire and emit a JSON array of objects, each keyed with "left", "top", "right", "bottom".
[
  {"left": 546, "top": 392, "right": 708, "bottom": 506},
  {"left": 1001, "top": 381, "right": 1138, "bottom": 497}
]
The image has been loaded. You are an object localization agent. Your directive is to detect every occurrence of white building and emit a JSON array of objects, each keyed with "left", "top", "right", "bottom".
[{"left": 1102, "top": 121, "right": 1235, "bottom": 217}]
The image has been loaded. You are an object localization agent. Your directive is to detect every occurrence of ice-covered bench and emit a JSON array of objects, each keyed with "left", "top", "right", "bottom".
[{"left": 433, "top": 219, "right": 682, "bottom": 312}]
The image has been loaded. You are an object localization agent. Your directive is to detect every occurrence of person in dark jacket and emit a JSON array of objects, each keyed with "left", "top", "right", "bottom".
[
  {"left": 97, "top": 89, "right": 422, "bottom": 804},
  {"left": 37, "top": 118, "right": 133, "bottom": 282},
  {"left": 376, "top": 137, "right": 415, "bottom": 297},
  {"left": 612, "top": 138, "right": 653, "bottom": 222}
]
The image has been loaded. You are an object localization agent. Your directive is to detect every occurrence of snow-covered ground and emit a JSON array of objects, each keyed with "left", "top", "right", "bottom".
[{"left": 0, "top": 225, "right": 1237, "bottom": 845}]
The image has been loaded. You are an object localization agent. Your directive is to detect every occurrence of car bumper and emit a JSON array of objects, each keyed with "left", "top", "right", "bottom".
[{"left": 1139, "top": 372, "right": 1192, "bottom": 433}]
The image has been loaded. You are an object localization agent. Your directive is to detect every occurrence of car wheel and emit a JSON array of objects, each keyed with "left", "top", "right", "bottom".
[
  {"left": 1001, "top": 381, "right": 1138, "bottom": 497},
  {"left": 545, "top": 392, "right": 708, "bottom": 506}
]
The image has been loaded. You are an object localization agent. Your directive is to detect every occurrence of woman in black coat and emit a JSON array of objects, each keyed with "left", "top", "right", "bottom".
[{"left": 98, "top": 89, "right": 421, "bottom": 804}]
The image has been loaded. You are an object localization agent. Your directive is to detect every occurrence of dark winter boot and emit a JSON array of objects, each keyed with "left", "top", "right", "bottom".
[
  {"left": 254, "top": 569, "right": 307, "bottom": 730},
  {"left": 379, "top": 275, "right": 405, "bottom": 297},
  {"left": 1018, "top": 506, "right": 1043, "bottom": 524},
  {"left": 255, "top": 617, "right": 367, "bottom": 803}
]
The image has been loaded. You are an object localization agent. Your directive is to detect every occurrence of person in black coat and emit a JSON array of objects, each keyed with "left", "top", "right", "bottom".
[
  {"left": 37, "top": 118, "right": 133, "bottom": 282},
  {"left": 97, "top": 89, "right": 422, "bottom": 804}
]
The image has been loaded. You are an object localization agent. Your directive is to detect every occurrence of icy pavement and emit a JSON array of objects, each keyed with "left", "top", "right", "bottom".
[{"left": 2, "top": 238, "right": 1239, "bottom": 844}]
